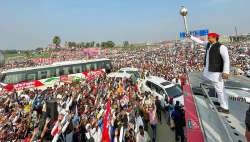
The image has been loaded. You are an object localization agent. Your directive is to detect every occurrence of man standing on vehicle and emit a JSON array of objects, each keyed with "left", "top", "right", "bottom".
[{"left": 190, "top": 33, "right": 230, "bottom": 113}]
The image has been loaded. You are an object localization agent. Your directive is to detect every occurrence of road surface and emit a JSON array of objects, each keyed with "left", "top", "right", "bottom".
[{"left": 147, "top": 111, "right": 176, "bottom": 142}]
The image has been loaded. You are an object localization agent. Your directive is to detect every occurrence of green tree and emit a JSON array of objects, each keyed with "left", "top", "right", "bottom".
[
  {"left": 53, "top": 36, "right": 61, "bottom": 48},
  {"left": 80, "top": 42, "right": 85, "bottom": 48},
  {"left": 101, "top": 42, "right": 105, "bottom": 48},
  {"left": 24, "top": 51, "right": 31, "bottom": 58},
  {"left": 67, "top": 42, "right": 71, "bottom": 48},
  {"left": 96, "top": 43, "right": 100, "bottom": 47},
  {"left": 36, "top": 47, "right": 43, "bottom": 51},
  {"left": 123, "top": 41, "right": 129, "bottom": 47},
  {"left": 4, "top": 50, "right": 17, "bottom": 54},
  {"left": 77, "top": 43, "right": 81, "bottom": 48},
  {"left": 106, "top": 41, "right": 115, "bottom": 48},
  {"left": 72, "top": 42, "right": 77, "bottom": 47},
  {"left": 90, "top": 41, "right": 95, "bottom": 47},
  {"left": 86, "top": 42, "right": 90, "bottom": 47},
  {"left": 100, "top": 41, "right": 115, "bottom": 48}
]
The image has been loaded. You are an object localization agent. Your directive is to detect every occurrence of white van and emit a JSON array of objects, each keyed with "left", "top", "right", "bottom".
[
  {"left": 118, "top": 67, "right": 140, "bottom": 79},
  {"left": 107, "top": 72, "right": 132, "bottom": 80},
  {"left": 141, "top": 76, "right": 184, "bottom": 107}
]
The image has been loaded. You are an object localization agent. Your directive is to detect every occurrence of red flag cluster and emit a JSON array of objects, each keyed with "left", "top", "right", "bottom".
[{"left": 102, "top": 99, "right": 111, "bottom": 142}]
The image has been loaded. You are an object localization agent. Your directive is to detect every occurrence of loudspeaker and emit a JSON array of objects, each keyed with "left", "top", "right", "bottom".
[{"left": 46, "top": 100, "right": 58, "bottom": 120}]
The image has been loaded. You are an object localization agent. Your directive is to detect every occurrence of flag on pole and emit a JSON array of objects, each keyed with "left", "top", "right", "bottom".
[
  {"left": 51, "top": 122, "right": 60, "bottom": 137},
  {"left": 102, "top": 99, "right": 111, "bottom": 142}
]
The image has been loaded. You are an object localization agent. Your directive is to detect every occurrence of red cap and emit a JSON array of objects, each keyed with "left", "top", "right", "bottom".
[{"left": 208, "top": 33, "right": 219, "bottom": 38}]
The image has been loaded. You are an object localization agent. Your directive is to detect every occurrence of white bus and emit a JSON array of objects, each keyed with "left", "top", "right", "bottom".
[{"left": 0, "top": 58, "right": 112, "bottom": 91}]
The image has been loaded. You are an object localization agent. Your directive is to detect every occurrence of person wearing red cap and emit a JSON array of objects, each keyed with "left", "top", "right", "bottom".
[{"left": 190, "top": 32, "right": 230, "bottom": 114}]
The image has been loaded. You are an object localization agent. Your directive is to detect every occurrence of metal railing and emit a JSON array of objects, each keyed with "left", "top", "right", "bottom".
[{"left": 199, "top": 83, "right": 234, "bottom": 142}]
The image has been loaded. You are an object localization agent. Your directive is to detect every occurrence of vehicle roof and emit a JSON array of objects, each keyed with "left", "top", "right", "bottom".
[
  {"left": 146, "top": 76, "right": 174, "bottom": 88},
  {"left": 189, "top": 71, "right": 250, "bottom": 142},
  {"left": 119, "top": 67, "right": 139, "bottom": 72},
  {"left": 107, "top": 72, "right": 132, "bottom": 78},
  {"left": 1, "top": 58, "right": 110, "bottom": 74}
]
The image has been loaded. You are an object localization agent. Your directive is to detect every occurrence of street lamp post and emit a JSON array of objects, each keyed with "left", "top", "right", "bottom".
[
  {"left": 180, "top": 6, "right": 189, "bottom": 73},
  {"left": 180, "top": 6, "right": 189, "bottom": 34}
]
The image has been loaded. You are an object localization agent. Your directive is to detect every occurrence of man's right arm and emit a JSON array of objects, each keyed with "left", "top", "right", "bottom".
[{"left": 190, "top": 35, "right": 208, "bottom": 46}]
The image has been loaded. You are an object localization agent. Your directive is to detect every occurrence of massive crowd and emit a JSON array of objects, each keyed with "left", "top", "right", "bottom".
[
  {"left": 0, "top": 40, "right": 249, "bottom": 142},
  {"left": 1, "top": 40, "right": 250, "bottom": 75},
  {"left": 0, "top": 72, "right": 185, "bottom": 142}
]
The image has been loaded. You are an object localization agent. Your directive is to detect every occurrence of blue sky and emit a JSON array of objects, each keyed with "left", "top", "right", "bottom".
[{"left": 0, "top": 0, "right": 249, "bottom": 50}]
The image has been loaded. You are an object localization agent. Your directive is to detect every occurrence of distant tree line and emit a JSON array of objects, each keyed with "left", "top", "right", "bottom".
[
  {"left": 65, "top": 40, "right": 131, "bottom": 48},
  {"left": 53, "top": 36, "right": 133, "bottom": 49},
  {"left": 66, "top": 41, "right": 116, "bottom": 48},
  {"left": 3, "top": 50, "right": 19, "bottom": 54}
]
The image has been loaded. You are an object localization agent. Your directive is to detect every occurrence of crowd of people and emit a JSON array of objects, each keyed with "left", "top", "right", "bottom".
[
  {"left": 0, "top": 39, "right": 249, "bottom": 142},
  {"left": 0, "top": 71, "right": 185, "bottom": 142},
  {"left": 108, "top": 46, "right": 203, "bottom": 82},
  {"left": 227, "top": 42, "right": 250, "bottom": 73},
  {"left": 2, "top": 40, "right": 250, "bottom": 76},
  {"left": 1, "top": 48, "right": 108, "bottom": 71}
]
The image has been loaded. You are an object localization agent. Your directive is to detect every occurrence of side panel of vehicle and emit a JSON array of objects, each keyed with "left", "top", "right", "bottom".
[{"left": 143, "top": 80, "right": 166, "bottom": 107}]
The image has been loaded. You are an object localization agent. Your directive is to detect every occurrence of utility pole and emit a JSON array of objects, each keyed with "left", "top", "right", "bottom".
[
  {"left": 180, "top": 6, "right": 189, "bottom": 73},
  {"left": 235, "top": 26, "right": 239, "bottom": 42},
  {"left": 235, "top": 26, "right": 238, "bottom": 37}
]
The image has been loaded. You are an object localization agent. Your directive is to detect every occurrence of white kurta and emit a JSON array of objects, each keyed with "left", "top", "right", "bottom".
[
  {"left": 203, "top": 44, "right": 230, "bottom": 82},
  {"left": 191, "top": 36, "right": 230, "bottom": 110},
  {"left": 136, "top": 131, "right": 150, "bottom": 142}
]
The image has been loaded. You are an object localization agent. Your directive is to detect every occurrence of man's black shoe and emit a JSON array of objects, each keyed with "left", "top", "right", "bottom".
[{"left": 217, "top": 107, "right": 229, "bottom": 114}]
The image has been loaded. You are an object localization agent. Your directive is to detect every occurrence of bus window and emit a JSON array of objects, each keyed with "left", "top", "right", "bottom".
[
  {"left": 97, "top": 61, "right": 103, "bottom": 69},
  {"left": 106, "top": 61, "right": 111, "bottom": 69},
  {"left": 27, "top": 73, "right": 36, "bottom": 81},
  {"left": 56, "top": 68, "right": 61, "bottom": 76},
  {"left": 73, "top": 65, "right": 82, "bottom": 73},
  {"left": 105, "top": 61, "right": 111, "bottom": 73},
  {"left": 4, "top": 73, "right": 26, "bottom": 84},
  {"left": 59, "top": 69, "right": 64, "bottom": 76},
  {"left": 63, "top": 67, "right": 69, "bottom": 75},
  {"left": 82, "top": 64, "right": 86, "bottom": 72},
  {"left": 49, "top": 68, "right": 56, "bottom": 77},
  {"left": 38, "top": 70, "right": 48, "bottom": 79},
  {"left": 69, "top": 66, "right": 73, "bottom": 74},
  {"left": 91, "top": 62, "right": 97, "bottom": 70},
  {"left": 86, "top": 64, "right": 91, "bottom": 71}
]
